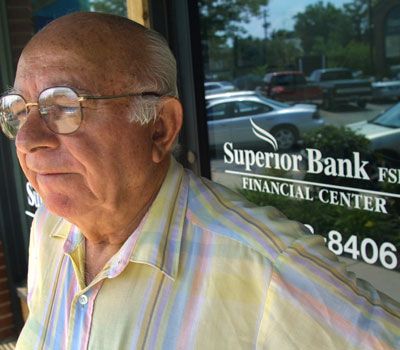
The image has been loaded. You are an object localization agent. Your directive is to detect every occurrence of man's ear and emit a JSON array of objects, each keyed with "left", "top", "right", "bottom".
[{"left": 151, "top": 97, "right": 183, "bottom": 163}]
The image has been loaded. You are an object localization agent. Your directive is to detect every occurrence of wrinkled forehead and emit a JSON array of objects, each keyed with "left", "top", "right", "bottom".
[
  {"left": 23, "top": 13, "right": 148, "bottom": 62},
  {"left": 16, "top": 18, "right": 149, "bottom": 94},
  {"left": 15, "top": 49, "right": 107, "bottom": 95}
]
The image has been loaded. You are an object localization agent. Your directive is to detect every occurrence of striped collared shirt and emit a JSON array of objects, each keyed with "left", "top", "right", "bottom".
[{"left": 17, "top": 158, "right": 400, "bottom": 349}]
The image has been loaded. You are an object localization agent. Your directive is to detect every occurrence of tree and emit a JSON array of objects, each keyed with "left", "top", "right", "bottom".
[
  {"left": 198, "top": 0, "right": 268, "bottom": 42},
  {"left": 199, "top": 0, "right": 268, "bottom": 80},
  {"left": 294, "top": 1, "right": 353, "bottom": 53},
  {"left": 235, "top": 36, "right": 265, "bottom": 69},
  {"left": 266, "top": 30, "right": 302, "bottom": 71},
  {"left": 343, "top": 0, "right": 381, "bottom": 42},
  {"left": 343, "top": 0, "right": 369, "bottom": 42}
]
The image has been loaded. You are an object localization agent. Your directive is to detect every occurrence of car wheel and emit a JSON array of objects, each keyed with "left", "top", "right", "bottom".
[
  {"left": 357, "top": 100, "right": 366, "bottom": 108},
  {"left": 271, "top": 126, "right": 298, "bottom": 151}
]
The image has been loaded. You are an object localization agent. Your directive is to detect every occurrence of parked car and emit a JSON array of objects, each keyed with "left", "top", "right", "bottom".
[
  {"left": 309, "top": 68, "right": 372, "bottom": 109},
  {"left": 206, "top": 91, "right": 324, "bottom": 151},
  {"left": 372, "top": 80, "right": 400, "bottom": 101},
  {"left": 348, "top": 102, "right": 400, "bottom": 166},
  {"left": 263, "top": 71, "right": 322, "bottom": 104},
  {"left": 204, "top": 81, "right": 235, "bottom": 95}
]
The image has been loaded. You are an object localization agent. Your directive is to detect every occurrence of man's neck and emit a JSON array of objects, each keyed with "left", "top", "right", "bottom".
[{"left": 72, "top": 158, "right": 170, "bottom": 282}]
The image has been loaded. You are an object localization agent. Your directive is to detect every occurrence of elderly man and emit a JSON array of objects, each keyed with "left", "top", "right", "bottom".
[{"left": 0, "top": 12, "right": 399, "bottom": 350}]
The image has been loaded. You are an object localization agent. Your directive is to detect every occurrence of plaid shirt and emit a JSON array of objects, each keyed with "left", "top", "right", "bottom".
[{"left": 17, "top": 158, "right": 400, "bottom": 349}]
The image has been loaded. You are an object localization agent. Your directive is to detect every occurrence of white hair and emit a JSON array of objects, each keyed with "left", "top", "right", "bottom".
[{"left": 129, "top": 28, "right": 179, "bottom": 125}]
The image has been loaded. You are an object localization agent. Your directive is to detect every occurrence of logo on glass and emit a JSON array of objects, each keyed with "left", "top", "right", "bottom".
[{"left": 250, "top": 118, "right": 279, "bottom": 151}]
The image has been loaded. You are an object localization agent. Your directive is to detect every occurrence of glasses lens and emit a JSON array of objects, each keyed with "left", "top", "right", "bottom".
[
  {"left": 39, "top": 87, "right": 82, "bottom": 134},
  {"left": 0, "top": 95, "right": 27, "bottom": 139}
]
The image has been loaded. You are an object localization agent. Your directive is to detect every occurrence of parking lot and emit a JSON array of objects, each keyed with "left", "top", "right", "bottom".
[{"left": 320, "top": 101, "right": 395, "bottom": 126}]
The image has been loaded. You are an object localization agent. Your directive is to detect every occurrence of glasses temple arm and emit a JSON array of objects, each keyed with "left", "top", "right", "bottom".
[{"left": 79, "top": 92, "right": 161, "bottom": 101}]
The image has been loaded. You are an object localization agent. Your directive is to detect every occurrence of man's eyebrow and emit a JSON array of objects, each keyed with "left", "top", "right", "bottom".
[
  {"left": 3, "top": 85, "right": 91, "bottom": 97},
  {"left": 4, "top": 86, "right": 21, "bottom": 95},
  {"left": 49, "top": 84, "right": 92, "bottom": 95}
]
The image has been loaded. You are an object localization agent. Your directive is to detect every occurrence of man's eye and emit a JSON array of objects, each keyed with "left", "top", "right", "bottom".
[
  {"left": 41, "top": 105, "right": 79, "bottom": 115},
  {"left": 14, "top": 110, "right": 27, "bottom": 120},
  {"left": 59, "top": 106, "right": 79, "bottom": 114}
]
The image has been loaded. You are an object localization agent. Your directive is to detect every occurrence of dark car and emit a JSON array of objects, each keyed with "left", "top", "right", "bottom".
[{"left": 309, "top": 68, "right": 372, "bottom": 109}]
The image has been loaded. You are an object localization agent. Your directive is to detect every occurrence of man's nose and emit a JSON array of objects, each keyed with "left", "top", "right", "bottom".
[{"left": 15, "top": 107, "right": 59, "bottom": 153}]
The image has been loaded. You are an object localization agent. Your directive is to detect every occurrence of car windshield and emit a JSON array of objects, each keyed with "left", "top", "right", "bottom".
[
  {"left": 256, "top": 94, "right": 290, "bottom": 108},
  {"left": 273, "top": 75, "right": 293, "bottom": 86},
  {"left": 370, "top": 103, "right": 400, "bottom": 128},
  {"left": 320, "top": 70, "right": 352, "bottom": 81}
]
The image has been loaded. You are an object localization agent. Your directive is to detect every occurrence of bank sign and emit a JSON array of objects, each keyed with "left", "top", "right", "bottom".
[{"left": 222, "top": 119, "right": 399, "bottom": 271}]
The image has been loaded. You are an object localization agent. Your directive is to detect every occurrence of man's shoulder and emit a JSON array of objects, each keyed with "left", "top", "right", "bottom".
[{"left": 184, "top": 170, "right": 311, "bottom": 263}]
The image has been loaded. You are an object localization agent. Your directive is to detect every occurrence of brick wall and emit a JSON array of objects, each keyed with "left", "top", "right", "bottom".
[
  {"left": 0, "top": 241, "right": 16, "bottom": 340},
  {"left": 6, "top": 0, "right": 34, "bottom": 71}
]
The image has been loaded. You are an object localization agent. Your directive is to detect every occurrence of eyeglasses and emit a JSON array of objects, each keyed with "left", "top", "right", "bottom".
[{"left": 0, "top": 86, "right": 160, "bottom": 139}]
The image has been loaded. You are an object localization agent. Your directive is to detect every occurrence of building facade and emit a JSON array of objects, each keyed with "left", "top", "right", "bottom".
[{"left": 0, "top": 0, "right": 399, "bottom": 342}]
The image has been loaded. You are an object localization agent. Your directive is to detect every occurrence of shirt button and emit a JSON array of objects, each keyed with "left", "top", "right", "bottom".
[{"left": 79, "top": 294, "right": 88, "bottom": 305}]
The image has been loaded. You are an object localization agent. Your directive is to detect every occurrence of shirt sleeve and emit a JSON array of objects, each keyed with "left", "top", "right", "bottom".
[{"left": 256, "top": 234, "right": 400, "bottom": 350}]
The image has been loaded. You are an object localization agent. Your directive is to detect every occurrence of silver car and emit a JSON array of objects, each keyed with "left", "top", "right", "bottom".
[
  {"left": 204, "top": 81, "right": 236, "bottom": 95},
  {"left": 372, "top": 80, "right": 400, "bottom": 100},
  {"left": 206, "top": 91, "right": 324, "bottom": 151},
  {"left": 348, "top": 102, "right": 400, "bottom": 164}
]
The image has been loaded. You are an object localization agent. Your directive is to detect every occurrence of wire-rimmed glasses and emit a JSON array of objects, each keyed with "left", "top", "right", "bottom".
[{"left": 0, "top": 86, "right": 160, "bottom": 139}]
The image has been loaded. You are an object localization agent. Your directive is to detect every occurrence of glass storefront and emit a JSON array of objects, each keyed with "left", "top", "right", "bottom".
[
  {"left": 198, "top": 0, "right": 400, "bottom": 301},
  {"left": 2, "top": 0, "right": 399, "bottom": 314},
  {"left": 385, "top": 4, "right": 400, "bottom": 71}
]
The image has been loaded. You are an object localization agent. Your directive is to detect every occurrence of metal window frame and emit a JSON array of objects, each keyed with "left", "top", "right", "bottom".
[
  {"left": 148, "top": 0, "right": 211, "bottom": 178},
  {"left": 0, "top": 0, "right": 29, "bottom": 332}
]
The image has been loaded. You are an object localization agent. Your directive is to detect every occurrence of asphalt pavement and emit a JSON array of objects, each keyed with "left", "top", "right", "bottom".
[{"left": 320, "top": 101, "right": 394, "bottom": 127}]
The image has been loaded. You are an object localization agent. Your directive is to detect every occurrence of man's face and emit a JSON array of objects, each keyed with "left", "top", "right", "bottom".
[{"left": 14, "top": 50, "right": 158, "bottom": 222}]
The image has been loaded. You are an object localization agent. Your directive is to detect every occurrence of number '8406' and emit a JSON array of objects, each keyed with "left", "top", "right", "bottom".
[{"left": 305, "top": 225, "right": 398, "bottom": 270}]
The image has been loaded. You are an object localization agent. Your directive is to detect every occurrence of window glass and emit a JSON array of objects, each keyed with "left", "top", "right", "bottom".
[
  {"left": 236, "top": 101, "right": 272, "bottom": 116},
  {"left": 294, "top": 74, "right": 307, "bottom": 85},
  {"left": 206, "top": 84, "right": 220, "bottom": 91},
  {"left": 372, "top": 103, "right": 400, "bottom": 127},
  {"left": 319, "top": 69, "right": 352, "bottom": 81},
  {"left": 198, "top": 0, "right": 400, "bottom": 301},
  {"left": 207, "top": 103, "right": 231, "bottom": 120},
  {"left": 31, "top": 0, "right": 127, "bottom": 31},
  {"left": 272, "top": 75, "right": 294, "bottom": 86}
]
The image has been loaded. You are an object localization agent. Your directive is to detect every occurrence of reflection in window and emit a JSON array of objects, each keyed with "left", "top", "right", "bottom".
[
  {"left": 31, "top": 0, "right": 127, "bottom": 32},
  {"left": 90, "top": 0, "right": 127, "bottom": 16},
  {"left": 236, "top": 101, "right": 272, "bottom": 117},
  {"left": 372, "top": 103, "right": 400, "bottom": 128},
  {"left": 199, "top": 0, "right": 400, "bottom": 301},
  {"left": 271, "top": 75, "right": 294, "bottom": 87},
  {"left": 207, "top": 103, "right": 230, "bottom": 121}
]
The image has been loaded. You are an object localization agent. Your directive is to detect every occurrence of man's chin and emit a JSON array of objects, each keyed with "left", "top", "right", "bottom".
[{"left": 43, "top": 193, "right": 83, "bottom": 220}]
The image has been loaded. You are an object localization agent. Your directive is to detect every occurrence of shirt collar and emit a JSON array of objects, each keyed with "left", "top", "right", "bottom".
[
  {"left": 129, "top": 157, "right": 188, "bottom": 280},
  {"left": 49, "top": 157, "right": 188, "bottom": 281}
]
